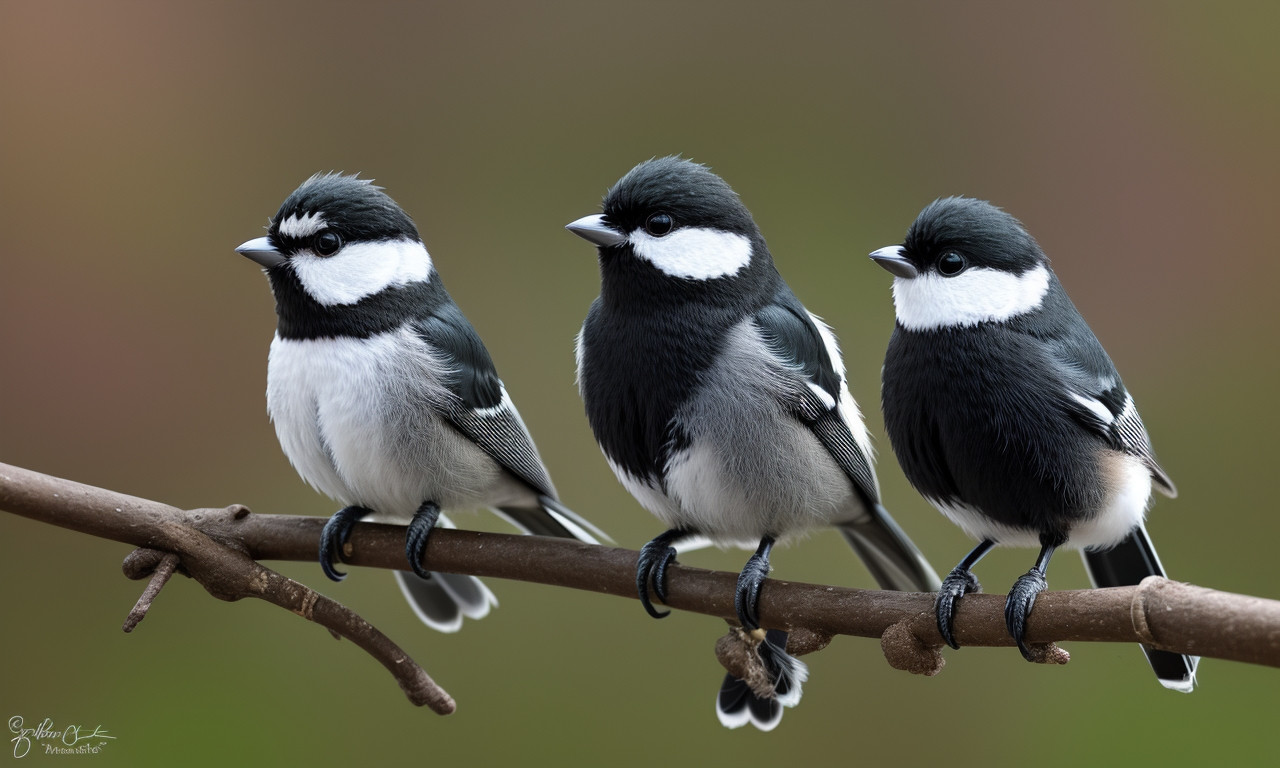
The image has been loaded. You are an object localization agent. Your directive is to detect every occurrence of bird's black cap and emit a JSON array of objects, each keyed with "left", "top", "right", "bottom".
[
  {"left": 900, "top": 197, "right": 1045, "bottom": 276},
  {"left": 601, "top": 156, "right": 757, "bottom": 237},
  {"left": 268, "top": 173, "right": 420, "bottom": 252}
]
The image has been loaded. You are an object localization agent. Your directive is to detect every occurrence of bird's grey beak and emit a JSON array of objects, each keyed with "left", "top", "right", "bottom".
[
  {"left": 566, "top": 214, "right": 626, "bottom": 248},
  {"left": 869, "top": 246, "right": 919, "bottom": 279},
  {"left": 236, "top": 236, "right": 286, "bottom": 268}
]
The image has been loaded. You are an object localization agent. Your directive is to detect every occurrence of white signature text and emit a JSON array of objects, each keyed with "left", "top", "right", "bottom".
[{"left": 9, "top": 716, "right": 115, "bottom": 759}]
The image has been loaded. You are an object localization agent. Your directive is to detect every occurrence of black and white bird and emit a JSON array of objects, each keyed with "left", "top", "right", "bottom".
[
  {"left": 872, "top": 196, "right": 1197, "bottom": 691},
  {"left": 236, "top": 173, "right": 606, "bottom": 632},
  {"left": 567, "top": 157, "right": 941, "bottom": 730}
]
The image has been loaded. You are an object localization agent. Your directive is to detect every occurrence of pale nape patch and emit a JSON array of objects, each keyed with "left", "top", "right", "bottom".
[
  {"left": 893, "top": 264, "right": 1051, "bottom": 331},
  {"left": 278, "top": 211, "right": 328, "bottom": 239},
  {"left": 291, "top": 238, "right": 434, "bottom": 306},
  {"left": 629, "top": 226, "right": 752, "bottom": 280}
]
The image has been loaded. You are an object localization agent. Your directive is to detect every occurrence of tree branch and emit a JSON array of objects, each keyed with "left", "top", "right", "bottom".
[
  {"left": 122, "top": 550, "right": 179, "bottom": 632},
  {"left": 4, "top": 460, "right": 1279, "bottom": 708},
  {"left": 0, "top": 462, "right": 453, "bottom": 713}
]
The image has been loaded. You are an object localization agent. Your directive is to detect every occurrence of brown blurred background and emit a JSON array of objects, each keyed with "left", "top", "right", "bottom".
[{"left": 2, "top": 2, "right": 1277, "bottom": 765}]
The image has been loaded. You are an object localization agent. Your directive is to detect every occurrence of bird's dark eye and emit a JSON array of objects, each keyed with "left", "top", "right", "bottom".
[
  {"left": 937, "top": 251, "right": 967, "bottom": 276},
  {"left": 313, "top": 231, "right": 342, "bottom": 256},
  {"left": 645, "top": 212, "right": 674, "bottom": 237}
]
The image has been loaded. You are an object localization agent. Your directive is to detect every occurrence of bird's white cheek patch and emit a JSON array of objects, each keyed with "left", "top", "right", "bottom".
[
  {"left": 629, "top": 227, "right": 752, "bottom": 280},
  {"left": 892, "top": 264, "right": 1051, "bottom": 330},
  {"left": 292, "top": 239, "right": 434, "bottom": 306},
  {"left": 278, "top": 212, "right": 327, "bottom": 239}
]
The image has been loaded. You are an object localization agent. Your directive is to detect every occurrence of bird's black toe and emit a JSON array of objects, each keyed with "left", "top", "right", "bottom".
[
  {"left": 935, "top": 566, "right": 982, "bottom": 649},
  {"left": 1005, "top": 568, "right": 1049, "bottom": 660},
  {"left": 319, "top": 505, "right": 372, "bottom": 582},
  {"left": 636, "top": 529, "right": 684, "bottom": 619},
  {"left": 406, "top": 501, "right": 441, "bottom": 580},
  {"left": 734, "top": 538, "right": 776, "bottom": 631}
]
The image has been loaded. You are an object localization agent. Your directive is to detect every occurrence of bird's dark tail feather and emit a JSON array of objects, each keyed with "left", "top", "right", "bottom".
[
  {"left": 715, "top": 629, "right": 808, "bottom": 732},
  {"left": 394, "top": 569, "right": 497, "bottom": 633},
  {"left": 493, "top": 496, "right": 612, "bottom": 544},
  {"left": 394, "top": 514, "right": 498, "bottom": 632},
  {"left": 838, "top": 504, "right": 943, "bottom": 592},
  {"left": 1081, "top": 523, "right": 1198, "bottom": 692},
  {"left": 714, "top": 505, "right": 937, "bottom": 730}
]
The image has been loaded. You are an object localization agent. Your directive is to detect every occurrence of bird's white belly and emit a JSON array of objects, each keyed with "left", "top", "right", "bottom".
[
  {"left": 266, "top": 329, "right": 511, "bottom": 520},
  {"left": 1074, "top": 453, "right": 1152, "bottom": 549},
  {"left": 933, "top": 452, "right": 1152, "bottom": 550},
  {"left": 660, "top": 418, "right": 857, "bottom": 545}
]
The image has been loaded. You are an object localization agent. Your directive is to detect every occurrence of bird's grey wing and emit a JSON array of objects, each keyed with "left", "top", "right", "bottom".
[
  {"left": 752, "top": 290, "right": 940, "bottom": 592},
  {"left": 1044, "top": 324, "right": 1177, "bottom": 497},
  {"left": 412, "top": 302, "right": 558, "bottom": 498},
  {"left": 412, "top": 304, "right": 609, "bottom": 544},
  {"left": 751, "top": 291, "right": 878, "bottom": 507}
]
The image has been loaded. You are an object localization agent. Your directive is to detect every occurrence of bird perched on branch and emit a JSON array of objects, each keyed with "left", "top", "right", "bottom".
[
  {"left": 567, "top": 157, "right": 940, "bottom": 730},
  {"left": 872, "top": 196, "right": 1197, "bottom": 690},
  {"left": 236, "top": 173, "right": 606, "bottom": 632}
]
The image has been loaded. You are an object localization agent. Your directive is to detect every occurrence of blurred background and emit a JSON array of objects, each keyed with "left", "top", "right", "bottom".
[{"left": 2, "top": 1, "right": 1277, "bottom": 765}]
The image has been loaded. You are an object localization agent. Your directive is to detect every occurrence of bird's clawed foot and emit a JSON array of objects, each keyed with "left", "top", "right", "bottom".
[
  {"left": 319, "top": 505, "right": 373, "bottom": 581},
  {"left": 735, "top": 537, "right": 776, "bottom": 631},
  {"left": 935, "top": 566, "right": 981, "bottom": 649},
  {"left": 1005, "top": 568, "right": 1049, "bottom": 661},
  {"left": 637, "top": 529, "right": 685, "bottom": 619},
  {"left": 406, "top": 501, "right": 442, "bottom": 580},
  {"left": 934, "top": 539, "right": 994, "bottom": 649},
  {"left": 1005, "top": 537, "right": 1059, "bottom": 660}
]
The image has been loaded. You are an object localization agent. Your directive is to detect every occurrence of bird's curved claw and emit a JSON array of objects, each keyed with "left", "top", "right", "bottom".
[
  {"left": 319, "top": 505, "right": 372, "bottom": 582},
  {"left": 734, "top": 540, "right": 775, "bottom": 631},
  {"left": 637, "top": 540, "right": 678, "bottom": 618},
  {"left": 636, "top": 529, "right": 686, "bottom": 619},
  {"left": 935, "top": 566, "right": 982, "bottom": 649},
  {"left": 406, "top": 501, "right": 442, "bottom": 581},
  {"left": 1005, "top": 568, "right": 1048, "bottom": 660}
]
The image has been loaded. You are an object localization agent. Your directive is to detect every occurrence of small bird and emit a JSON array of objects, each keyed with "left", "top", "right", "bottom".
[
  {"left": 236, "top": 173, "right": 606, "bottom": 632},
  {"left": 567, "top": 157, "right": 940, "bottom": 730},
  {"left": 872, "top": 196, "right": 1197, "bottom": 690}
]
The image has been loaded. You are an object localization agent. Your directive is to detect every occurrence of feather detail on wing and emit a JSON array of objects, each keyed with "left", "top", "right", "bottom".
[
  {"left": 1052, "top": 346, "right": 1177, "bottom": 498},
  {"left": 412, "top": 306, "right": 558, "bottom": 499},
  {"left": 751, "top": 291, "right": 880, "bottom": 509},
  {"left": 441, "top": 388, "right": 559, "bottom": 499},
  {"left": 753, "top": 290, "right": 941, "bottom": 592}
]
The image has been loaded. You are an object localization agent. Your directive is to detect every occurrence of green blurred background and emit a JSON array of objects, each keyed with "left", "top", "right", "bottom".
[{"left": 2, "top": 1, "right": 1277, "bottom": 765}]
